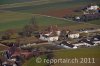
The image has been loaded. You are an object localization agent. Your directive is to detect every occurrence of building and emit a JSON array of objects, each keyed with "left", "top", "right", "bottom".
[
  {"left": 39, "top": 34, "right": 59, "bottom": 42},
  {"left": 68, "top": 32, "right": 80, "bottom": 39},
  {"left": 87, "top": 5, "right": 99, "bottom": 11},
  {"left": 39, "top": 25, "right": 60, "bottom": 42}
]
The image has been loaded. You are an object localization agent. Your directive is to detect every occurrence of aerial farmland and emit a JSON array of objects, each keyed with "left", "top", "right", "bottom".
[{"left": 0, "top": 0, "right": 100, "bottom": 66}]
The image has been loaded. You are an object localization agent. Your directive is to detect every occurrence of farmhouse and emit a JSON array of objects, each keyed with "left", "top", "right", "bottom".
[
  {"left": 68, "top": 32, "right": 80, "bottom": 39},
  {"left": 39, "top": 34, "right": 59, "bottom": 42},
  {"left": 71, "top": 4, "right": 100, "bottom": 22},
  {"left": 39, "top": 25, "right": 61, "bottom": 42},
  {"left": 87, "top": 5, "right": 99, "bottom": 11}
]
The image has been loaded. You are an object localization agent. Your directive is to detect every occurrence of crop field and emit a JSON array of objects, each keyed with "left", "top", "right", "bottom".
[
  {"left": 0, "top": 11, "right": 99, "bottom": 31},
  {"left": 0, "top": 11, "right": 32, "bottom": 31},
  {"left": 0, "top": 0, "right": 71, "bottom": 9},
  {"left": 0, "top": 0, "right": 99, "bottom": 31},
  {"left": 1, "top": 0, "right": 94, "bottom": 13},
  {"left": 0, "top": 0, "right": 70, "bottom": 5},
  {"left": 0, "top": 12, "right": 76, "bottom": 31},
  {"left": 0, "top": 0, "right": 99, "bottom": 26},
  {"left": 0, "top": 0, "right": 98, "bottom": 12},
  {"left": 0, "top": 11, "right": 32, "bottom": 22},
  {"left": 0, "top": 0, "right": 36, "bottom": 5}
]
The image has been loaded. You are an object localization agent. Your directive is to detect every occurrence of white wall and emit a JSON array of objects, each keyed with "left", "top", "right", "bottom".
[
  {"left": 39, "top": 34, "right": 59, "bottom": 41},
  {"left": 68, "top": 33, "right": 80, "bottom": 39}
]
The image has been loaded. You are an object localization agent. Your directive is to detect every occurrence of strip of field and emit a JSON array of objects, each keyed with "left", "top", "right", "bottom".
[
  {"left": 0, "top": 11, "right": 32, "bottom": 22},
  {"left": 0, "top": 12, "right": 76, "bottom": 31},
  {"left": 0, "top": 0, "right": 71, "bottom": 9},
  {"left": 0, "top": 11, "right": 99, "bottom": 31},
  {"left": 0, "top": 10, "right": 76, "bottom": 31},
  {"left": 1, "top": 1, "right": 89, "bottom": 13},
  {"left": 0, "top": 0, "right": 33, "bottom": 5},
  {"left": 1, "top": 0, "right": 99, "bottom": 13}
]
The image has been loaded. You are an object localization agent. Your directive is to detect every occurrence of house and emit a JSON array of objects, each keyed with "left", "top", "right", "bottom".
[
  {"left": 39, "top": 25, "right": 60, "bottom": 42},
  {"left": 68, "top": 32, "right": 80, "bottom": 39},
  {"left": 58, "top": 41, "right": 77, "bottom": 49},
  {"left": 39, "top": 34, "right": 59, "bottom": 42},
  {"left": 83, "top": 4, "right": 99, "bottom": 14},
  {"left": 87, "top": 5, "right": 99, "bottom": 11}
]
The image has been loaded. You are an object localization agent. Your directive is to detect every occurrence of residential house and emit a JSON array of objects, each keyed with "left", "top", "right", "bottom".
[
  {"left": 68, "top": 32, "right": 80, "bottom": 39},
  {"left": 39, "top": 25, "right": 61, "bottom": 42}
]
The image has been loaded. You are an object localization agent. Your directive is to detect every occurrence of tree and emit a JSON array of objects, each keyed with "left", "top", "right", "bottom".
[
  {"left": 59, "top": 29, "right": 67, "bottom": 41},
  {"left": 19, "top": 17, "right": 39, "bottom": 37},
  {"left": 31, "top": 16, "right": 38, "bottom": 31}
]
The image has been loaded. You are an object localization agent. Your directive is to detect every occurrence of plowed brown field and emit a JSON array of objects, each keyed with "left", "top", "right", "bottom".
[{"left": 40, "top": 8, "right": 74, "bottom": 17}]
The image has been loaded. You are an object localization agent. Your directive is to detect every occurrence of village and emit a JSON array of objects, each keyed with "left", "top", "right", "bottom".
[
  {"left": 0, "top": 21, "right": 100, "bottom": 66},
  {"left": 0, "top": 1, "right": 100, "bottom": 66}
]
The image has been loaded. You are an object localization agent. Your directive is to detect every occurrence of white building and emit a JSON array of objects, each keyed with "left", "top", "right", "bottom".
[
  {"left": 39, "top": 34, "right": 59, "bottom": 42},
  {"left": 87, "top": 5, "right": 99, "bottom": 11},
  {"left": 56, "top": 31, "right": 61, "bottom": 36},
  {"left": 39, "top": 25, "right": 61, "bottom": 42},
  {"left": 68, "top": 33, "right": 80, "bottom": 39}
]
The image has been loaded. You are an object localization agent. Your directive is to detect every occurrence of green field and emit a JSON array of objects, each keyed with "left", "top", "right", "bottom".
[
  {"left": 0, "top": 0, "right": 70, "bottom": 5},
  {"left": 0, "top": 11, "right": 32, "bottom": 31},
  {"left": 0, "top": 0, "right": 99, "bottom": 30},
  {"left": 0, "top": 0, "right": 33, "bottom": 5},
  {"left": 0, "top": 11, "right": 99, "bottom": 31},
  {"left": 0, "top": 12, "right": 77, "bottom": 31},
  {"left": 0, "top": 0, "right": 70, "bottom": 9}
]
